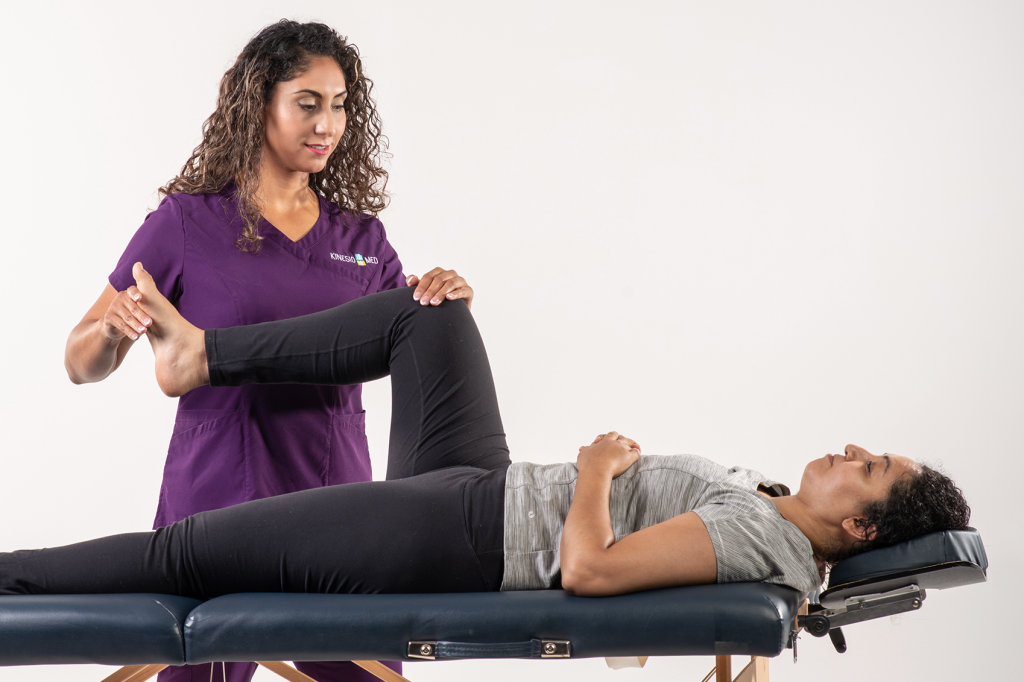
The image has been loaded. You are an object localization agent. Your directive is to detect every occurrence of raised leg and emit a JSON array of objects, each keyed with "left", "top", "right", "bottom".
[
  {"left": 135, "top": 262, "right": 511, "bottom": 479},
  {"left": 204, "top": 287, "right": 510, "bottom": 479}
]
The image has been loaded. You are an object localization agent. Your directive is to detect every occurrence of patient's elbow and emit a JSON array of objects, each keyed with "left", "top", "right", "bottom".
[
  {"left": 560, "top": 566, "right": 582, "bottom": 596},
  {"left": 560, "top": 560, "right": 607, "bottom": 597}
]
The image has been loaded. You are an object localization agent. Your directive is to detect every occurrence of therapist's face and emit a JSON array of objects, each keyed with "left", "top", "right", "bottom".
[{"left": 262, "top": 56, "right": 348, "bottom": 177}]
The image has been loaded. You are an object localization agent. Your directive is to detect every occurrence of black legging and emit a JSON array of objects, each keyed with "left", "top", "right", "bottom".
[{"left": 1, "top": 288, "right": 510, "bottom": 598}]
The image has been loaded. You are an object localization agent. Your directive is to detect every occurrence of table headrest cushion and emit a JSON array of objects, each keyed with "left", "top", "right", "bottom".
[{"left": 819, "top": 528, "right": 987, "bottom": 607}]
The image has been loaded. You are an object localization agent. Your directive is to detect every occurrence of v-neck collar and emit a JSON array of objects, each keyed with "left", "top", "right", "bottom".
[{"left": 260, "top": 193, "right": 333, "bottom": 253}]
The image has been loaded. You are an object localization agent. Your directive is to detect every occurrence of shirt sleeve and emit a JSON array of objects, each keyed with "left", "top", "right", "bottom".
[
  {"left": 373, "top": 221, "right": 406, "bottom": 293},
  {"left": 109, "top": 195, "right": 186, "bottom": 303},
  {"left": 695, "top": 492, "right": 822, "bottom": 594}
]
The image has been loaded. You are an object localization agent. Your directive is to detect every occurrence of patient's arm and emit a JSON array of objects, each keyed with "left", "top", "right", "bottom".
[{"left": 560, "top": 433, "right": 717, "bottom": 597}]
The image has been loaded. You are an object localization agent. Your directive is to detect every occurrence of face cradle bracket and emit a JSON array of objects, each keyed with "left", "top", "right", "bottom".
[{"left": 794, "top": 584, "right": 925, "bottom": 654}]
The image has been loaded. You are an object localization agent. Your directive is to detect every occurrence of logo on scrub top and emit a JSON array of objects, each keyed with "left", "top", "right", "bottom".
[{"left": 331, "top": 252, "right": 379, "bottom": 266}]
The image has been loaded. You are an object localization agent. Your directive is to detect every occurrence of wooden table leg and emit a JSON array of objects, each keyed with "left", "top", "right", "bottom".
[
  {"left": 734, "top": 656, "right": 769, "bottom": 682},
  {"left": 257, "top": 661, "right": 318, "bottom": 682},
  {"left": 353, "top": 660, "right": 413, "bottom": 682},
  {"left": 100, "top": 664, "right": 169, "bottom": 682},
  {"left": 259, "top": 660, "right": 412, "bottom": 682},
  {"left": 715, "top": 655, "right": 731, "bottom": 682}
]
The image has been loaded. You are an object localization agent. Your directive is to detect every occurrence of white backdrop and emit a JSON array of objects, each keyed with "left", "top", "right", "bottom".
[{"left": 0, "top": 1, "right": 1021, "bottom": 681}]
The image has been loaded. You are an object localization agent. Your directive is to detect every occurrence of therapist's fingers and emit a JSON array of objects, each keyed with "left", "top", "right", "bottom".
[
  {"left": 413, "top": 268, "right": 473, "bottom": 309},
  {"left": 424, "top": 276, "right": 463, "bottom": 303},
  {"left": 102, "top": 288, "right": 152, "bottom": 341},
  {"left": 438, "top": 277, "right": 473, "bottom": 309},
  {"left": 443, "top": 277, "right": 472, "bottom": 297},
  {"left": 417, "top": 268, "right": 451, "bottom": 304},
  {"left": 412, "top": 267, "right": 444, "bottom": 302}
]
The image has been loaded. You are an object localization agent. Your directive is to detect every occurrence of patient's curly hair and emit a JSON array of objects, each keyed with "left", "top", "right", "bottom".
[
  {"left": 160, "top": 19, "right": 389, "bottom": 253},
  {"left": 856, "top": 464, "right": 970, "bottom": 552},
  {"left": 822, "top": 464, "right": 971, "bottom": 566}
]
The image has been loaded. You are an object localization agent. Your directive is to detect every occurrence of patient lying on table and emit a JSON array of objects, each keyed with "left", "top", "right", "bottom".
[{"left": 0, "top": 264, "right": 971, "bottom": 600}]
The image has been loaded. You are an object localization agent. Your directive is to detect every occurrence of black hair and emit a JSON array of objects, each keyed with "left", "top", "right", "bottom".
[
  {"left": 855, "top": 464, "right": 971, "bottom": 553},
  {"left": 162, "top": 19, "right": 388, "bottom": 252}
]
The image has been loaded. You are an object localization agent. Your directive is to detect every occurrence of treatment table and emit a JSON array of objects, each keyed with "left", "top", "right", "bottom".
[{"left": 0, "top": 528, "right": 987, "bottom": 682}]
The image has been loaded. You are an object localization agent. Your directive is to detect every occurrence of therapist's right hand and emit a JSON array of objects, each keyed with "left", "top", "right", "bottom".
[{"left": 101, "top": 285, "right": 152, "bottom": 342}]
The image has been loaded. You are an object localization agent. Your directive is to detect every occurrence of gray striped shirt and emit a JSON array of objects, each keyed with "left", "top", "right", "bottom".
[{"left": 500, "top": 454, "right": 821, "bottom": 595}]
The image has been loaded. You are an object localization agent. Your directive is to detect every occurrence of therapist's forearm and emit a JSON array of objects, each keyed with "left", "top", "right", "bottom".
[{"left": 65, "top": 319, "right": 132, "bottom": 383}]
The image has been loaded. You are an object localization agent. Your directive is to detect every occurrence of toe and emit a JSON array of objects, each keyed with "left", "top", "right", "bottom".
[
  {"left": 132, "top": 262, "right": 153, "bottom": 290},
  {"left": 132, "top": 262, "right": 166, "bottom": 309}
]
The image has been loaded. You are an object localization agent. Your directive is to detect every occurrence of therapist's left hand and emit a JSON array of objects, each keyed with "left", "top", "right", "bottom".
[{"left": 407, "top": 267, "right": 474, "bottom": 310}]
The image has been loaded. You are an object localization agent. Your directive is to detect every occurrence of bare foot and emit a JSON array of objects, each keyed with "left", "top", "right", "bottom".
[{"left": 133, "top": 262, "right": 209, "bottom": 397}]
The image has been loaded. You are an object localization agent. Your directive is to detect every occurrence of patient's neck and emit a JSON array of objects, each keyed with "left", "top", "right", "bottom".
[{"left": 768, "top": 495, "right": 836, "bottom": 562}]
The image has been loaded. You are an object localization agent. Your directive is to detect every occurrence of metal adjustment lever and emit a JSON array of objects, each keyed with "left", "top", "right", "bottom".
[
  {"left": 800, "top": 614, "right": 831, "bottom": 637},
  {"left": 828, "top": 627, "right": 847, "bottom": 654},
  {"left": 798, "top": 584, "right": 925, "bottom": 637}
]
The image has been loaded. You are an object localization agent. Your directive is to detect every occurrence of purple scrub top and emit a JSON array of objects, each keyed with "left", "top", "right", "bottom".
[{"left": 109, "top": 186, "right": 406, "bottom": 528}]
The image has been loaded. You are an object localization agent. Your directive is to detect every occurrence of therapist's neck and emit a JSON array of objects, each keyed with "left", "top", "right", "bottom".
[{"left": 256, "top": 158, "right": 315, "bottom": 214}]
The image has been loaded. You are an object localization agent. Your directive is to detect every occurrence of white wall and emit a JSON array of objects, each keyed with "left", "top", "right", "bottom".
[{"left": 0, "top": 1, "right": 1020, "bottom": 680}]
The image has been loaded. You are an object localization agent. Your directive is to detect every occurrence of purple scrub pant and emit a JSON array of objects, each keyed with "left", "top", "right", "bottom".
[{"left": 1, "top": 288, "right": 510, "bottom": 682}]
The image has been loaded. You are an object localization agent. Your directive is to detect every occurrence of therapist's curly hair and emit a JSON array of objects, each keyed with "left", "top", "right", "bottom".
[
  {"left": 825, "top": 464, "right": 971, "bottom": 566},
  {"left": 160, "top": 19, "right": 389, "bottom": 253}
]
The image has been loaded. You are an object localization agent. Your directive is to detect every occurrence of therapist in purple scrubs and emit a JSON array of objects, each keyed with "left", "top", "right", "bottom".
[{"left": 63, "top": 20, "right": 469, "bottom": 682}]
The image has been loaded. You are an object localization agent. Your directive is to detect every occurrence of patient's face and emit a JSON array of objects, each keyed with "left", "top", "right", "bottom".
[{"left": 799, "top": 444, "right": 919, "bottom": 527}]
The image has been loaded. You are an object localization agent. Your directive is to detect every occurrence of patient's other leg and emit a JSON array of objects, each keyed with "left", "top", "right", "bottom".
[
  {"left": 0, "top": 467, "right": 495, "bottom": 598},
  {"left": 136, "top": 263, "right": 509, "bottom": 479}
]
